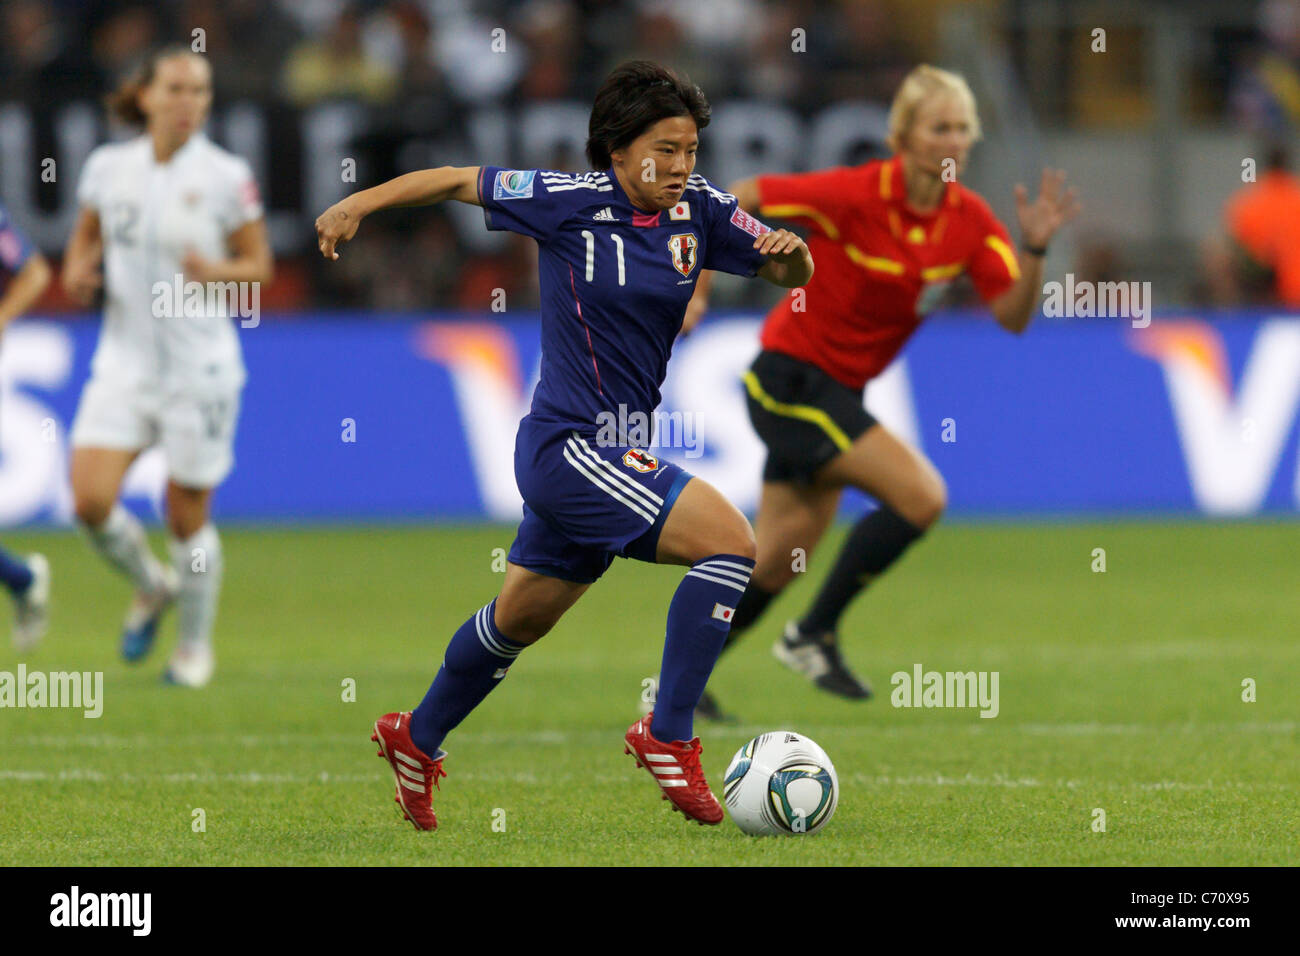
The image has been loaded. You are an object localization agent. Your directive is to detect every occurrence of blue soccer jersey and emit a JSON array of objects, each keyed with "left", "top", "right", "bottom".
[
  {"left": 477, "top": 165, "right": 771, "bottom": 428},
  {"left": 478, "top": 164, "right": 777, "bottom": 582},
  {"left": 0, "top": 202, "right": 36, "bottom": 287}
]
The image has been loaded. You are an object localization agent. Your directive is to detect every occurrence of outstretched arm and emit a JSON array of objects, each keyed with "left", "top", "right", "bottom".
[
  {"left": 0, "top": 253, "right": 52, "bottom": 331},
  {"left": 315, "top": 166, "right": 482, "bottom": 260},
  {"left": 990, "top": 252, "right": 1045, "bottom": 335},
  {"left": 991, "top": 168, "right": 1080, "bottom": 334}
]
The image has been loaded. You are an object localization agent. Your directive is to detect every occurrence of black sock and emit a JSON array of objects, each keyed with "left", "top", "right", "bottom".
[
  {"left": 719, "top": 583, "right": 778, "bottom": 653},
  {"left": 799, "top": 506, "right": 925, "bottom": 636}
]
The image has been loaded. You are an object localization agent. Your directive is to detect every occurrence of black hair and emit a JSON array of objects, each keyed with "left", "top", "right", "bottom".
[{"left": 586, "top": 61, "right": 710, "bottom": 169}]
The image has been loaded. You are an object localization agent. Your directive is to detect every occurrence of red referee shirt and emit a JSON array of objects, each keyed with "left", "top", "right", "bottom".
[{"left": 756, "top": 155, "right": 1020, "bottom": 390}]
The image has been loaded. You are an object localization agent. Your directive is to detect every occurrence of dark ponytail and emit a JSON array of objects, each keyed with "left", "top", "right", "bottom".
[{"left": 586, "top": 61, "right": 711, "bottom": 169}]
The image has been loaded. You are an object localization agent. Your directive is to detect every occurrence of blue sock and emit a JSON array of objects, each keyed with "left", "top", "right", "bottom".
[
  {"left": 652, "top": 554, "right": 755, "bottom": 743},
  {"left": 410, "top": 599, "right": 527, "bottom": 756},
  {"left": 0, "top": 546, "right": 33, "bottom": 597}
]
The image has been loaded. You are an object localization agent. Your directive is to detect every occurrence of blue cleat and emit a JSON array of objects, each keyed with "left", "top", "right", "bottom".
[{"left": 120, "top": 567, "right": 179, "bottom": 663}]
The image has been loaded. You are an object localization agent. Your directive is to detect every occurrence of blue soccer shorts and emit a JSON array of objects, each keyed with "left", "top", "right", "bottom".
[{"left": 507, "top": 414, "right": 694, "bottom": 583}]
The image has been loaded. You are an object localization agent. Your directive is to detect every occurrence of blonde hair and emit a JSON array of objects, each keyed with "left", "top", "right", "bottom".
[{"left": 886, "top": 65, "right": 982, "bottom": 153}]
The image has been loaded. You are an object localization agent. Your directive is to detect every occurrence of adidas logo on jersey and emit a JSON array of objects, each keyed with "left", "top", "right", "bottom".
[{"left": 592, "top": 207, "right": 618, "bottom": 222}]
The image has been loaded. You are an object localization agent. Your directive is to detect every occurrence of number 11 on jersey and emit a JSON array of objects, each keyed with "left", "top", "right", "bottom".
[{"left": 581, "top": 229, "right": 626, "bottom": 286}]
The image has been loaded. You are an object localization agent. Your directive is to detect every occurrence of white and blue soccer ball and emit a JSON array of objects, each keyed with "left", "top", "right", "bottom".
[{"left": 722, "top": 731, "right": 839, "bottom": 836}]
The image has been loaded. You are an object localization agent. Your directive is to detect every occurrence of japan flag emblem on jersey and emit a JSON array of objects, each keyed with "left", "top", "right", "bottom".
[{"left": 668, "top": 233, "right": 698, "bottom": 277}]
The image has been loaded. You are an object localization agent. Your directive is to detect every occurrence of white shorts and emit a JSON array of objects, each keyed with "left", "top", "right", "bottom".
[{"left": 70, "top": 376, "right": 242, "bottom": 489}]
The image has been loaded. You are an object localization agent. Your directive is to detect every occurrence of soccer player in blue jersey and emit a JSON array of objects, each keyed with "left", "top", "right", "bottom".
[
  {"left": 316, "top": 60, "right": 813, "bottom": 830},
  {"left": 0, "top": 202, "right": 53, "bottom": 650}
]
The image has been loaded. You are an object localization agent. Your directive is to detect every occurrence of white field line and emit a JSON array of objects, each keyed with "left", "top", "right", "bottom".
[
  {"left": 849, "top": 774, "right": 1290, "bottom": 791},
  {"left": 0, "top": 768, "right": 1289, "bottom": 792},
  {"left": 1011, "top": 721, "right": 1299, "bottom": 736},
  {"left": 0, "top": 768, "right": 570, "bottom": 786},
  {"left": 2, "top": 721, "right": 1295, "bottom": 750},
  {"left": 987, "top": 641, "right": 1300, "bottom": 661}
]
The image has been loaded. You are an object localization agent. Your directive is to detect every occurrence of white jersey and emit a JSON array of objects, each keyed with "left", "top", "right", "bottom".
[{"left": 76, "top": 133, "right": 263, "bottom": 392}]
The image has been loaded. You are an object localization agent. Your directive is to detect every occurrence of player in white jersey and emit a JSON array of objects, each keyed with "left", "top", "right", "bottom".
[
  {"left": 61, "top": 47, "right": 272, "bottom": 686},
  {"left": 0, "top": 201, "right": 53, "bottom": 650}
]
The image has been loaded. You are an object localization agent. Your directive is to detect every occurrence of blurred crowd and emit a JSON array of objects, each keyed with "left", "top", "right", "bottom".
[
  {"left": 1, "top": 0, "right": 923, "bottom": 312},
  {"left": 5, "top": 0, "right": 1300, "bottom": 311},
  {"left": 0, "top": 0, "right": 916, "bottom": 113}
]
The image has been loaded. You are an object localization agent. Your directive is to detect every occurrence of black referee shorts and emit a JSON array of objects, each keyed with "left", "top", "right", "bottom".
[{"left": 742, "top": 349, "right": 877, "bottom": 483}]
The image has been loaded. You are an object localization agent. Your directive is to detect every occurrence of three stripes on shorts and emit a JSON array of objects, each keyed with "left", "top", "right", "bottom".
[{"left": 562, "top": 432, "right": 663, "bottom": 524}]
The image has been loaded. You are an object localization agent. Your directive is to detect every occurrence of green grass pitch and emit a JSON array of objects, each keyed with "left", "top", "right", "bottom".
[{"left": 0, "top": 521, "right": 1296, "bottom": 866}]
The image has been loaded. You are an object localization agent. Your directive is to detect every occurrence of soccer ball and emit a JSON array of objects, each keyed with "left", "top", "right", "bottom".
[{"left": 722, "top": 731, "right": 839, "bottom": 836}]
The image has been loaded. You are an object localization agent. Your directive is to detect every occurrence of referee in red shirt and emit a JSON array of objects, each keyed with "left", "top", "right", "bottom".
[{"left": 688, "top": 65, "right": 1079, "bottom": 718}]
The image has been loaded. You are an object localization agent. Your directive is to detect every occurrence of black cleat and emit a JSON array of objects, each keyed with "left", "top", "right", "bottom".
[
  {"left": 694, "top": 688, "right": 739, "bottom": 723},
  {"left": 772, "top": 621, "right": 872, "bottom": 700}
]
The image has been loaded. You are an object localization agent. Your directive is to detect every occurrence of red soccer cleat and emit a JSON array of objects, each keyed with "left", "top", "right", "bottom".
[
  {"left": 624, "top": 712, "right": 724, "bottom": 826},
  {"left": 371, "top": 711, "right": 447, "bottom": 831}
]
